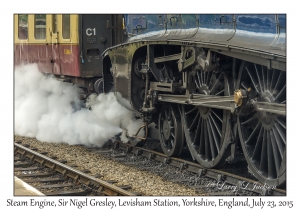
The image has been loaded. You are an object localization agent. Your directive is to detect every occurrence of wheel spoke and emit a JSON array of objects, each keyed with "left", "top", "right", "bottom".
[
  {"left": 266, "top": 67, "right": 269, "bottom": 91},
  {"left": 274, "top": 123, "right": 286, "bottom": 144},
  {"left": 165, "top": 140, "right": 169, "bottom": 149},
  {"left": 280, "top": 100, "right": 286, "bottom": 104},
  {"left": 274, "top": 84, "right": 286, "bottom": 102},
  {"left": 274, "top": 71, "right": 284, "bottom": 92},
  {"left": 197, "top": 71, "right": 202, "bottom": 86},
  {"left": 278, "top": 149, "right": 286, "bottom": 175},
  {"left": 241, "top": 115, "right": 257, "bottom": 126},
  {"left": 270, "top": 69, "right": 282, "bottom": 94},
  {"left": 209, "top": 114, "right": 222, "bottom": 137},
  {"left": 241, "top": 82, "right": 248, "bottom": 90},
  {"left": 210, "top": 75, "right": 220, "bottom": 95},
  {"left": 208, "top": 72, "right": 214, "bottom": 89},
  {"left": 261, "top": 65, "right": 266, "bottom": 92},
  {"left": 272, "top": 126, "right": 284, "bottom": 159},
  {"left": 208, "top": 117, "right": 220, "bottom": 152},
  {"left": 204, "top": 119, "right": 210, "bottom": 160},
  {"left": 276, "top": 117, "right": 286, "bottom": 129},
  {"left": 199, "top": 117, "right": 205, "bottom": 155},
  {"left": 188, "top": 111, "right": 199, "bottom": 131},
  {"left": 267, "top": 131, "right": 275, "bottom": 178},
  {"left": 164, "top": 109, "right": 168, "bottom": 120},
  {"left": 171, "top": 131, "right": 175, "bottom": 139},
  {"left": 270, "top": 130, "right": 280, "bottom": 177},
  {"left": 193, "top": 116, "right": 201, "bottom": 144},
  {"left": 185, "top": 107, "right": 197, "bottom": 115},
  {"left": 215, "top": 89, "right": 224, "bottom": 96},
  {"left": 254, "top": 63, "right": 263, "bottom": 93},
  {"left": 168, "top": 108, "right": 171, "bottom": 119},
  {"left": 170, "top": 140, "right": 174, "bottom": 148},
  {"left": 205, "top": 71, "right": 211, "bottom": 85},
  {"left": 251, "top": 127, "right": 263, "bottom": 160},
  {"left": 203, "top": 71, "right": 207, "bottom": 85},
  {"left": 270, "top": 69, "right": 276, "bottom": 92},
  {"left": 201, "top": 71, "right": 204, "bottom": 85},
  {"left": 245, "top": 122, "right": 261, "bottom": 145},
  {"left": 211, "top": 109, "right": 223, "bottom": 123},
  {"left": 195, "top": 71, "right": 201, "bottom": 89},
  {"left": 210, "top": 74, "right": 222, "bottom": 95},
  {"left": 246, "top": 65, "right": 260, "bottom": 93},
  {"left": 195, "top": 76, "right": 200, "bottom": 89},
  {"left": 259, "top": 129, "right": 268, "bottom": 172},
  {"left": 206, "top": 120, "right": 216, "bottom": 159}
]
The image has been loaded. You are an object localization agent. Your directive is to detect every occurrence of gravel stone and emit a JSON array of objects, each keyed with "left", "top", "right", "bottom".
[{"left": 15, "top": 135, "right": 207, "bottom": 196}]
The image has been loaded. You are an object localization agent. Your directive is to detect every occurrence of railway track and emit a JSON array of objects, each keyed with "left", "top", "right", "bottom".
[
  {"left": 91, "top": 140, "right": 286, "bottom": 196},
  {"left": 14, "top": 139, "right": 286, "bottom": 196},
  {"left": 14, "top": 142, "right": 141, "bottom": 196}
]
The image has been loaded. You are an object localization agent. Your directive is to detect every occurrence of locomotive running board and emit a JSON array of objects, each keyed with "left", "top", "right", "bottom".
[{"left": 157, "top": 94, "right": 286, "bottom": 115}]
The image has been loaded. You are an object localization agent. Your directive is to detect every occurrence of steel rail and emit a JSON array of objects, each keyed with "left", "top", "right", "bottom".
[
  {"left": 113, "top": 141, "right": 286, "bottom": 196},
  {"left": 14, "top": 143, "right": 137, "bottom": 196}
]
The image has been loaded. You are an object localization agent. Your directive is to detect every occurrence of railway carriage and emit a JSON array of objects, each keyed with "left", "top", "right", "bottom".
[
  {"left": 14, "top": 14, "right": 286, "bottom": 187},
  {"left": 14, "top": 14, "right": 124, "bottom": 94}
]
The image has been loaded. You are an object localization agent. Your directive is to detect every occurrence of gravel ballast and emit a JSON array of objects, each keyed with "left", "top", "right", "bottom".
[{"left": 14, "top": 135, "right": 206, "bottom": 196}]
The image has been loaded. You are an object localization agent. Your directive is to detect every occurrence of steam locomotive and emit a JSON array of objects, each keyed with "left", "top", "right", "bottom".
[{"left": 14, "top": 14, "right": 286, "bottom": 187}]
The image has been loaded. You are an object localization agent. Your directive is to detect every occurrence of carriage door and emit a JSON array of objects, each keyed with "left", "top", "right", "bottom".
[
  {"left": 32, "top": 14, "right": 53, "bottom": 74},
  {"left": 81, "top": 15, "right": 113, "bottom": 77},
  {"left": 50, "top": 14, "right": 61, "bottom": 75}
]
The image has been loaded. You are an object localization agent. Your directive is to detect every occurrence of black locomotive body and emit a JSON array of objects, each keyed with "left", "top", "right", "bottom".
[{"left": 102, "top": 14, "right": 286, "bottom": 187}]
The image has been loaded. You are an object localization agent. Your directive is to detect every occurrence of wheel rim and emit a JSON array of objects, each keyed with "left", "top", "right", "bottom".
[
  {"left": 237, "top": 61, "right": 286, "bottom": 186},
  {"left": 159, "top": 104, "right": 183, "bottom": 156},
  {"left": 183, "top": 71, "right": 230, "bottom": 168}
]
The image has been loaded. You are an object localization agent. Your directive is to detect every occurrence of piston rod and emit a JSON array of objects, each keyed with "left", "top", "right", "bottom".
[{"left": 157, "top": 93, "right": 286, "bottom": 115}]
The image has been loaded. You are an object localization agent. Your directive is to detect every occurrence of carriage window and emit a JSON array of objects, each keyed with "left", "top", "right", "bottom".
[
  {"left": 18, "top": 14, "right": 28, "bottom": 39},
  {"left": 34, "top": 14, "right": 46, "bottom": 39},
  {"left": 62, "top": 14, "right": 70, "bottom": 39}
]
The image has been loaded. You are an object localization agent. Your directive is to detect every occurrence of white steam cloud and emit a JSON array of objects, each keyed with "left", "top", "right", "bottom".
[{"left": 14, "top": 64, "right": 144, "bottom": 147}]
